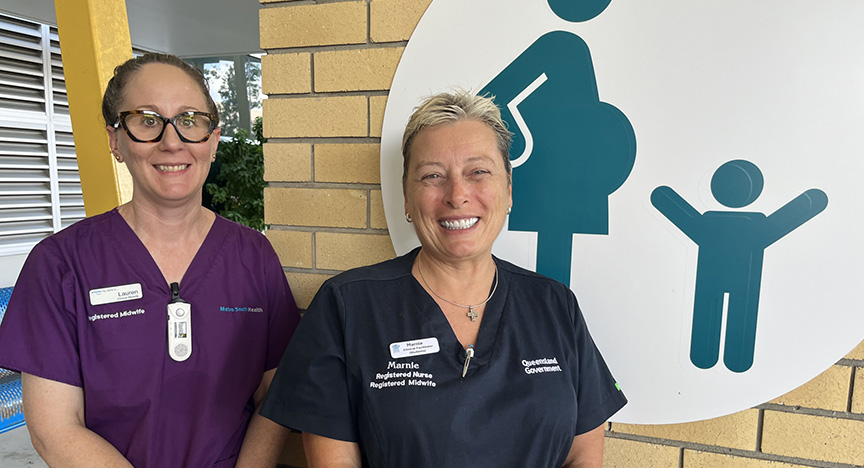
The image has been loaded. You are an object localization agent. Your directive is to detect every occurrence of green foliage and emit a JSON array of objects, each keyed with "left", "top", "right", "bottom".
[{"left": 205, "top": 117, "right": 266, "bottom": 230}]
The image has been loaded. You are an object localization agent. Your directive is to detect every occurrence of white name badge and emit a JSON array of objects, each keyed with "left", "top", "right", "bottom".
[
  {"left": 389, "top": 337, "right": 440, "bottom": 359},
  {"left": 89, "top": 283, "right": 143, "bottom": 306}
]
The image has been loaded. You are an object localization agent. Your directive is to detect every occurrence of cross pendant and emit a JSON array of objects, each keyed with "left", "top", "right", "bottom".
[{"left": 467, "top": 306, "right": 479, "bottom": 322}]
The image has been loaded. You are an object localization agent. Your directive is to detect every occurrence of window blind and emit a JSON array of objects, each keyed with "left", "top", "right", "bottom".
[{"left": 0, "top": 13, "right": 82, "bottom": 256}]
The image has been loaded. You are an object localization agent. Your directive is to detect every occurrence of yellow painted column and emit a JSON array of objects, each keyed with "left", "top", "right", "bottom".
[{"left": 55, "top": 0, "right": 133, "bottom": 216}]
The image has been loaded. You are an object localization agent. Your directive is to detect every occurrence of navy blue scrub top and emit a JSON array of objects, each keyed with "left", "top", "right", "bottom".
[{"left": 261, "top": 248, "right": 626, "bottom": 467}]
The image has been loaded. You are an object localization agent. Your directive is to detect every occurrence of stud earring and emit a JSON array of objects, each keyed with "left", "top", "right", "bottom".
[
  {"left": 405, "top": 213, "right": 413, "bottom": 223},
  {"left": 507, "top": 207, "right": 511, "bottom": 215}
]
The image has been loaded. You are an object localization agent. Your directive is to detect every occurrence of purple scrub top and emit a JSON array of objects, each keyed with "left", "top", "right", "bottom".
[{"left": 0, "top": 209, "right": 300, "bottom": 467}]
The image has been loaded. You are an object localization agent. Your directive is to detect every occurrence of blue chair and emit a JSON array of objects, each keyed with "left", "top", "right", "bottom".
[{"left": 0, "top": 286, "right": 24, "bottom": 434}]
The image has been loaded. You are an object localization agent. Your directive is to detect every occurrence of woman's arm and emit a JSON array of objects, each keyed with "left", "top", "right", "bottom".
[
  {"left": 303, "top": 432, "right": 362, "bottom": 468},
  {"left": 562, "top": 424, "right": 605, "bottom": 468},
  {"left": 235, "top": 369, "right": 291, "bottom": 468},
  {"left": 22, "top": 373, "right": 133, "bottom": 468}
]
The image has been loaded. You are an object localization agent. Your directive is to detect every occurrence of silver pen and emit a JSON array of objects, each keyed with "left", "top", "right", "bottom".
[{"left": 462, "top": 344, "right": 474, "bottom": 378}]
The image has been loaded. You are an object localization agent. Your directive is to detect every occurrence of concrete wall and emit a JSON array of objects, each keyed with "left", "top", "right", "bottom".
[{"left": 257, "top": 1, "right": 864, "bottom": 466}]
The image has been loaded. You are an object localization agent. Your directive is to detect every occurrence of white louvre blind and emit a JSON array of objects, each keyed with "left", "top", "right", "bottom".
[{"left": 0, "top": 13, "right": 83, "bottom": 256}]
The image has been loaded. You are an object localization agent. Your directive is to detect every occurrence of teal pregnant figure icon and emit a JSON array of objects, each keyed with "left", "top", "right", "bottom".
[
  {"left": 481, "top": 0, "right": 636, "bottom": 286},
  {"left": 651, "top": 160, "right": 828, "bottom": 372}
]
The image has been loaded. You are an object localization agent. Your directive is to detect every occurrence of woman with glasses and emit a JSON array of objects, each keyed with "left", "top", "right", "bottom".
[{"left": 0, "top": 53, "right": 300, "bottom": 467}]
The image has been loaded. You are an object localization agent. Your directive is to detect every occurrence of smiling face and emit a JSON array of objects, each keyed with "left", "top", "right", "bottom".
[
  {"left": 107, "top": 63, "right": 220, "bottom": 210},
  {"left": 404, "top": 119, "right": 512, "bottom": 266}
]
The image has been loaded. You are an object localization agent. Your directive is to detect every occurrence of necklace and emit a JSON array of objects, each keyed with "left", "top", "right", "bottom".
[{"left": 417, "top": 256, "right": 499, "bottom": 322}]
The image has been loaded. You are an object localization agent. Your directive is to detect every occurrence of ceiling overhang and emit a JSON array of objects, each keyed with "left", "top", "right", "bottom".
[{"left": 0, "top": 0, "right": 262, "bottom": 58}]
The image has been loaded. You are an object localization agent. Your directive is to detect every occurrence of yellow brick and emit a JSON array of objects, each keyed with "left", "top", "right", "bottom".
[
  {"left": 315, "top": 47, "right": 404, "bottom": 92},
  {"left": 260, "top": 2, "right": 366, "bottom": 49},
  {"left": 847, "top": 339, "right": 864, "bottom": 360},
  {"left": 370, "top": 0, "right": 432, "bottom": 43},
  {"left": 264, "top": 143, "right": 311, "bottom": 182},
  {"left": 277, "top": 430, "right": 306, "bottom": 467},
  {"left": 315, "top": 144, "right": 381, "bottom": 184},
  {"left": 261, "top": 53, "right": 311, "bottom": 95},
  {"left": 762, "top": 411, "right": 864, "bottom": 465},
  {"left": 602, "top": 438, "right": 677, "bottom": 468},
  {"left": 264, "top": 96, "right": 367, "bottom": 138},
  {"left": 265, "top": 187, "right": 367, "bottom": 228},
  {"left": 317, "top": 232, "right": 395, "bottom": 271},
  {"left": 266, "top": 230, "right": 312, "bottom": 268},
  {"left": 853, "top": 368, "right": 864, "bottom": 414},
  {"left": 370, "top": 95, "right": 388, "bottom": 138},
  {"left": 684, "top": 450, "right": 811, "bottom": 468},
  {"left": 284, "top": 271, "right": 331, "bottom": 310},
  {"left": 610, "top": 410, "right": 758, "bottom": 451},
  {"left": 770, "top": 365, "right": 851, "bottom": 412},
  {"left": 370, "top": 189, "right": 388, "bottom": 229}
]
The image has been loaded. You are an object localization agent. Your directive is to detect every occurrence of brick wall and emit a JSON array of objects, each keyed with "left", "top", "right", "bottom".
[
  {"left": 606, "top": 341, "right": 864, "bottom": 468},
  {"left": 259, "top": 0, "right": 419, "bottom": 313},
  {"left": 258, "top": 1, "right": 864, "bottom": 466}
]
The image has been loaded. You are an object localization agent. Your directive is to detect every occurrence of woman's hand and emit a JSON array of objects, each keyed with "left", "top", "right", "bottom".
[
  {"left": 562, "top": 424, "right": 605, "bottom": 468},
  {"left": 22, "top": 373, "right": 134, "bottom": 467},
  {"left": 303, "top": 432, "right": 362, "bottom": 468}
]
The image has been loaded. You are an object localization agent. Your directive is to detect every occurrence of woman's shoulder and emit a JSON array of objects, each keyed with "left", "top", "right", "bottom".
[
  {"left": 495, "top": 257, "right": 581, "bottom": 324},
  {"left": 35, "top": 209, "right": 121, "bottom": 252},
  {"left": 327, "top": 249, "right": 418, "bottom": 288},
  {"left": 495, "top": 256, "right": 571, "bottom": 293},
  {"left": 213, "top": 214, "right": 265, "bottom": 238},
  {"left": 14, "top": 210, "right": 123, "bottom": 287},
  {"left": 211, "top": 214, "right": 274, "bottom": 249}
]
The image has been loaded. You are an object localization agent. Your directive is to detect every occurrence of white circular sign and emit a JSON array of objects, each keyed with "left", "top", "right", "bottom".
[{"left": 380, "top": 0, "right": 864, "bottom": 424}]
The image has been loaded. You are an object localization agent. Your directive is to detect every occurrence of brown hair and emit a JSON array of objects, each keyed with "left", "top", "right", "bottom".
[{"left": 101, "top": 52, "right": 219, "bottom": 127}]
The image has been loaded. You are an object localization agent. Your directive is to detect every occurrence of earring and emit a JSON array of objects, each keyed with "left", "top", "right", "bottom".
[
  {"left": 110, "top": 149, "right": 121, "bottom": 162},
  {"left": 507, "top": 207, "right": 512, "bottom": 215},
  {"left": 405, "top": 213, "right": 413, "bottom": 223}
]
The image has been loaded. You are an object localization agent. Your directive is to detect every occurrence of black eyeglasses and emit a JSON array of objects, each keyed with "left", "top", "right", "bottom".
[{"left": 114, "top": 110, "right": 218, "bottom": 143}]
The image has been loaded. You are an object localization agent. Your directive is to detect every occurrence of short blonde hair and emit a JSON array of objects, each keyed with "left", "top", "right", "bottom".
[{"left": 401, "top": 90, "right": 512, "bottom": 181}]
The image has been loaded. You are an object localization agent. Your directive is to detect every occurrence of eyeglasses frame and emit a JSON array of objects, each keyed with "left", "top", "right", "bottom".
[{"left": 113, "top": 110, "right": 218, "bottom": 143}]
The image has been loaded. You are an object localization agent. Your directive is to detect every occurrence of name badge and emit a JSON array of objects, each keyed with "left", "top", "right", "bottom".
[
  {"left": 89, "top": 283, "right": 143, "bottom": 306},
  {"left": 389, "top": 337, "right": 440, "bottom": 359}
]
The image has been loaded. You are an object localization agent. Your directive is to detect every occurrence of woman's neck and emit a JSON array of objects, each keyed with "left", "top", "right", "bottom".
[
  {"left": 415, "top": 249, "right": 497, "bottom": 304},
  {"left": 119, "top": 199, "right": 210, "bottom": 240},
  {"left": 118, "top": 198, "right": 215, "bottom": 284}
]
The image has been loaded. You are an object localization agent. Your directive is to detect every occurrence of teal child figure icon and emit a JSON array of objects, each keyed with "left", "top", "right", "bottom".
[
  {"left": 481, "top": 0, "right": 637, "bottom": 286},
  {"left": 651, "top": 160, "right": 828, "bottom": 372}
]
